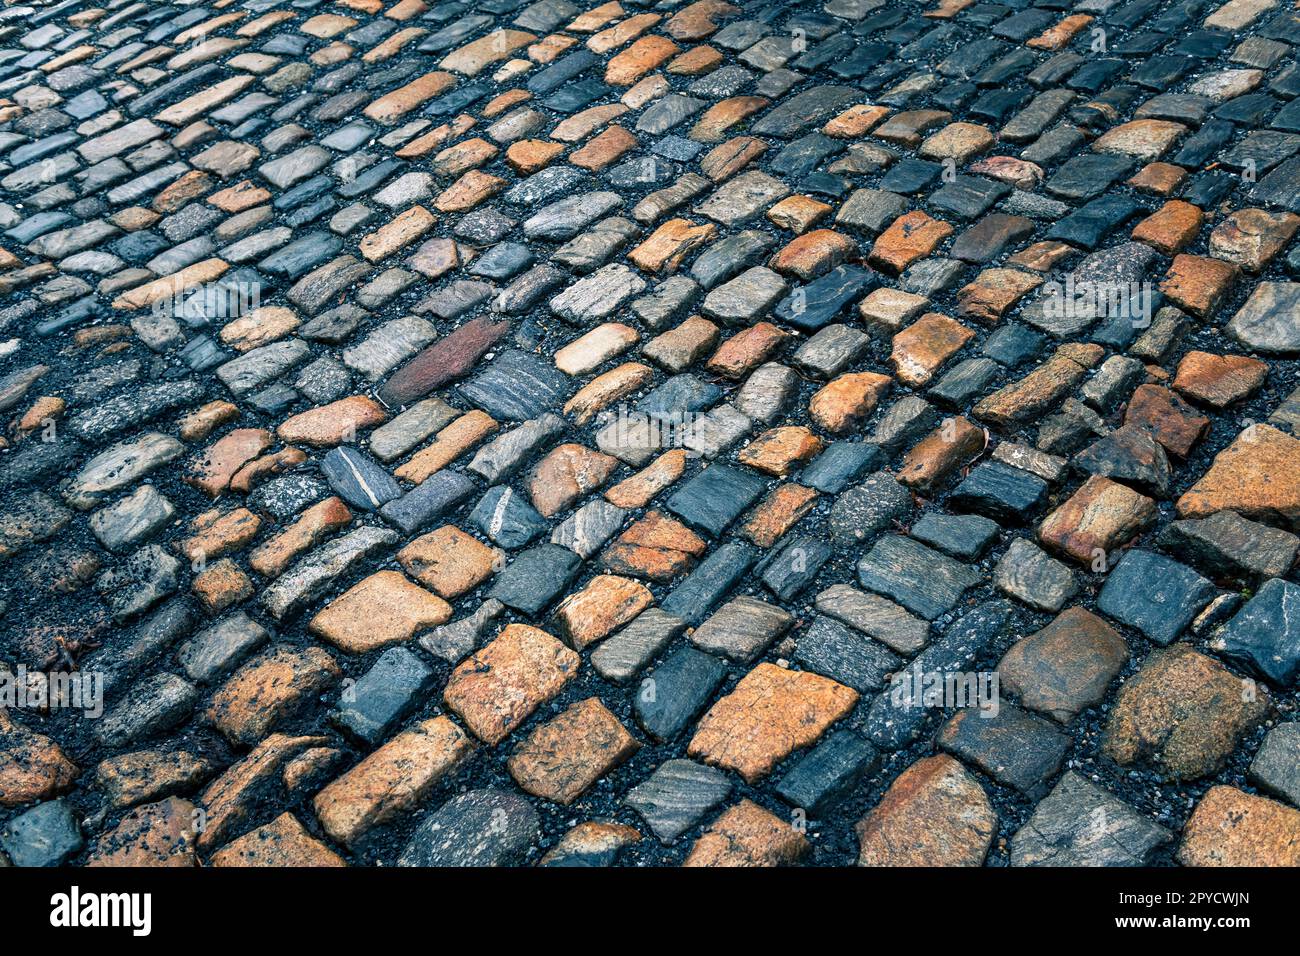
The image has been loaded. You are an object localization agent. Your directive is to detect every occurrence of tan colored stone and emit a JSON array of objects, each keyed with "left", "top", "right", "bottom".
[
  {"left": 86, "top": 797, "right": 197, "bottom": 867},
  {"left": 197, "top": 734, "right": 329, "bottom": 850},
  {"left": 809, "top": 371, "right": 892, "bottom": 433},
  {"left": 508, "top": 697, "right": 640, "bottom": 805},
  {"left": 552, "top": 575, "right": 653, "bottom": 650},
  {"left": 186, "top": 428, "right": 272, "bottom": 496},
  {"left": 248, "top": 497, "right": 352, "bottom": 578},
  {"left": 688, "top": 662, "right": 857, "bottom": 783},
  {"left": 505, "top": 138, "right": 564, "bottom": 173},
  {"left": 957, "top": 267, "right": 1043, "bottom": 322},
  {"left": 601, "top": 511, "right": 707, "bottom": 580},
  {"left": 1173, "top": 350, "right": 1268, "bottom": 408},
  {"left": 397, "top": 525, "right": 500, "bottom": 599},
  {"left": 824, "top": 104, "right": 890, "bottom": 138},
  {"left": 1128, "top": 161, "right": 1187, "bottom": 195},
  {"left": 443, "top": 623, "right": 580, "bottom": 745},
  {"left": 308, "top": 571, "right": 451, "bottom": 653},
  {"left": 603, "top": 448, "right": 687, "bottom": 507},
  {"left": 193, "top": 558, "right": 254, "bottom": 613},
  {"left": 689, "top": 95, "right": 768, "bottom": 142},
  {"left": 1208, "top": 207, "right": 1300, "bottom": 272},
  {"left": 95, "top": 750, "right": 211, "bottom": 811},
  {"left": 111, "top": 258, "right": 229, "bottom": 310},
  {"left": 206, "top": 646, "right": 341, "bottom": 746},
  {"left": 0, "top": 709, "right": 79, "bottom": 807},
  {"left": 666, "top": 44, "right": 723, "bottom": 75},
  {"left": 440, "top": 29, "right": 535, "bottom": 76},
  {"left": 629, "top": 218, "right": 717, "bottom": 273},
  {"left": 974, "top": 344, "right": 1103, "bottom": 426},
  {"left": 570, "top": 125, "right": 637, "bottom": 170},
  {"left": 1178, "top": 786, "right": 1300, "bottom": 867},
  {"left": 179, "top": 400, "right": 239, "bottom": 442},
  {"left": 1160, "top": 253, "right": 1239, "bottom": 319},
  {"left": 1103, "top": 645, "right": 1269, "bottom": 780},
  {"left": 1177, "top": 423, "right": 1300, "bottom": 526},
  {"left": 890, "top": 312, "right": 975, "bottom": 386},
  {"left": 564, "top": 362, "right": 655, "bottom": 426},
  {"left": 527, "top": 443, "right": 620, "bottom": 517},
  {"left": 869, "top": 211, "right": 953, "bottom": 275},
  {"left": 855, "top": 754, "right": 996, "bottom": 866},
  {"left": 359, "top": 205, "right": 436, "bottom": 261},
  {"left": 737, "top": 426, "right": 823, "bottom": 476},
  {"left": 1039, "top": 475, "right": 1157, "bottom": 565},
  {"left": 683, "top": 799, "right": 810, "bottom": 867},
  {"left": 766, "top": 194, "right": 832, "bottom": 233},
  {"left": 605, "top": 34, "right": 679, "bottom": 85},
  {"left": 434, "top": 170, "right": 506, "bottom": 212},
  {"left": 313, "top": 716, "right": 474, "bottom": 846},
  {"left": 1093, "top": 119, "right": 1186, "bottom": 161},
  {"left": 180, "top": 507, "right": 261, "bottom": 564},
  {"left": 968, "top": 155, "right": 1044, "bottom": 189},
  {"left": 395, "top": 410, "right": 499, "bottom": 483},
  {"left": 210, "top": 811, "right": 345, "bottom": 867},
  {"left": 276, "top": 395, "right": 387, "bottom": 447},
  {"left": 918, "top": 121, "right": 994, "bottom": 162},
  {"left": 859, "top": 287, "right": 929, "bottom": 337},
  {"left": 1026, "top": 13, "right": 1093, "bottom": 50}
]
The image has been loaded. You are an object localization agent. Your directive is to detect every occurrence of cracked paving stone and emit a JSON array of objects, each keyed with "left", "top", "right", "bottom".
[{"left": 1010, "top": 772, "right": 1172, "bottom": 866}]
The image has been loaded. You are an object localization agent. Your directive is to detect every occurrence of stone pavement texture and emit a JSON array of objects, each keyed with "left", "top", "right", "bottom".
[{"left": 0, "top": 0, "right": 1298, "bottom": 868}]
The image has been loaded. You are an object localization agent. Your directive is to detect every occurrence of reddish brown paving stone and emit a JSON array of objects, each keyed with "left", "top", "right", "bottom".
[
  {"left": 85, "top": 797, "right": 198, "bottom": 867},
  {"left": 1172, "top": 351, "right": 1268, "bottom": 408},
  {"left": 855, "top": 754, "right": 996, "bottom": 867},
  {"left": 706, "top": 322, "right": 788, "bottom": 379},
  {"left": 206, "top": 645, "right": 341, "bottom": 746},
  {"left": 0, "top": 709, "right": 79, "bottom": 807},
  {"left": 435, "top": 170, "right": 507, "bottom": 212},
  {"left": 968, "top": 156, "right": 1044, "bottom": 190},
  {"left": 997, "top": 606, "right": 1129, "bottom": 723},
  {"left": 600, "top": 510, "right": 707, "bottom": 580},
  {"left": 1128, "top": 162, "right": 1187, "bottom": 195},
  {"left": 682, "top": 799, "right": 810, "bottom": 867},
  {"left": 974, "top": 343, "right": 1103, "bottom": 426},
  {"left": 687, "top": 662, "right": 858, "bottom": 783},
  {"left": 1038, "top": 475, "right": 1157, "bottom": 566},
  {"left": 308, "top": 571, "right": 451, "bottom": 653},
  {"left": 896, "top": 416, "right": 986, "bottom": 492},
  {"left": 1159, "top": 254, "right": 1239, "bottom": 319},
  {"left": 229, "top": 447, "right": 309, "bottom": 494},
  {"left": 1177, "top": 424, "right": 1300, "bottom": 525},
  {"left": 552, "top": 574, "right": 654, "bottom": 650},
  {"left": 396, "top": 525, "right": 501, "bottom": 599},
  {"left": 209, "top": 812, "right": 345, "bottom": 867},
  {"left": 363, "top": 71, "right": 457, "bottom": 123},
  {"left": 507, "top": 697, "right": 641, "bottom": 804},
  {"left": 1130, "top": 200, "right": 1203, "bottom": 255},
  {"left": 506, "top": 139, "right": 564, "bottom": 174},
  {"left": 740, "top": 483, "right": 819, "bottom": 548},
  {"left": 665, "top": 44, "right": 723, "bottom": 76},
  {"left": 823, "top": 104, "right": 890, "bottom": 138},
  {"left": 769, "top": 228, "right": 857, "bottom": 281},
  {"left": 1123, "top": 384, "right": 1210, "bottom": 458},
  {"left": 570, "top": 125, "right": 638, "bottom": 170},
  {"left": 890, "top": 313, "right": 975, "bottom": 386},
  {"left": 1026, "top": 12, "right": 1093, "bottom": 50},
  {"left": 957, "top": 268, "right": 1043, "bottom": 322},
  {"left": 808, "top": 371, "right": 892, "bottom": 433},
  {"left": 443, "top": 624, "right": 580, "bottom": 745},
  {"left": 527, "top": 443, "right": 620, "bottom": 517},
  {"left": 1102, "top": 644, "right": 1269, "bottom": 781},
  {"left": 868, "top": 211, "right": 953, "bottom": 275},
  {"left": 690, "top": 95, "right": 770, "bottom": 142},
  {"left": 700, "top": 135, "right": 766, "bottom": 181},
  {"left": 605, "top": 35, "right": 679, "bottom": 85},
  {"left": 179, "top": 401, "right": 240, "bottom": 442},
  {"left": 313, "top": 716, "right": 474, "bottom": 846},
  {"left": 276, "top": 396, "right": 386, "bottom": 447},
  {"left": 737, "top": 426, "right": 823, "bottom": 476},
  {"left": 1178, "top": 786, "right": 1300, "bottom": 867},
  {"left": 248, "top": 497, "right": 352, "bottom": 578}
]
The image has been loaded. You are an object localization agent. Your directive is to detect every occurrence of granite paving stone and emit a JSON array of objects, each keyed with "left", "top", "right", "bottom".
[{"left": 8, "top": 0, "right": 1299, "bottom": 871}]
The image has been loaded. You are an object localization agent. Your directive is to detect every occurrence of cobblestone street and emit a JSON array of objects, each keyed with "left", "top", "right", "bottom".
[{"left": 1, "top": 0, "right": 1299, "bottom": 868}]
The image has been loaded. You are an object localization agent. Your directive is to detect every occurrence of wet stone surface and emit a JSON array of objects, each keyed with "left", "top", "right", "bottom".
[{"left": 3, "top": 0, "right": 1298, "bottom": 870}]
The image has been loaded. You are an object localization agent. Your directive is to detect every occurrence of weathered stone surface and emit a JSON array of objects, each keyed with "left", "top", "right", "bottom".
[
  {"left": 1102, "top": 645, "right": 1269, "bottom": 781},
  {"left": 1178, "top": 787, "right": 1300, "bottom": 867},
  {"left": 855, "top": 755, "right": 996, "bottom": 867},
  {"left": 1011, "top": 772, "right": 1172, "bottom": 866}
]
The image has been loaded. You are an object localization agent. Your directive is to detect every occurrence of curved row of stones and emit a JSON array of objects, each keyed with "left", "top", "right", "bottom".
[{"left": 1, "top": 0, "right": 1299, "bottom": 867}]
